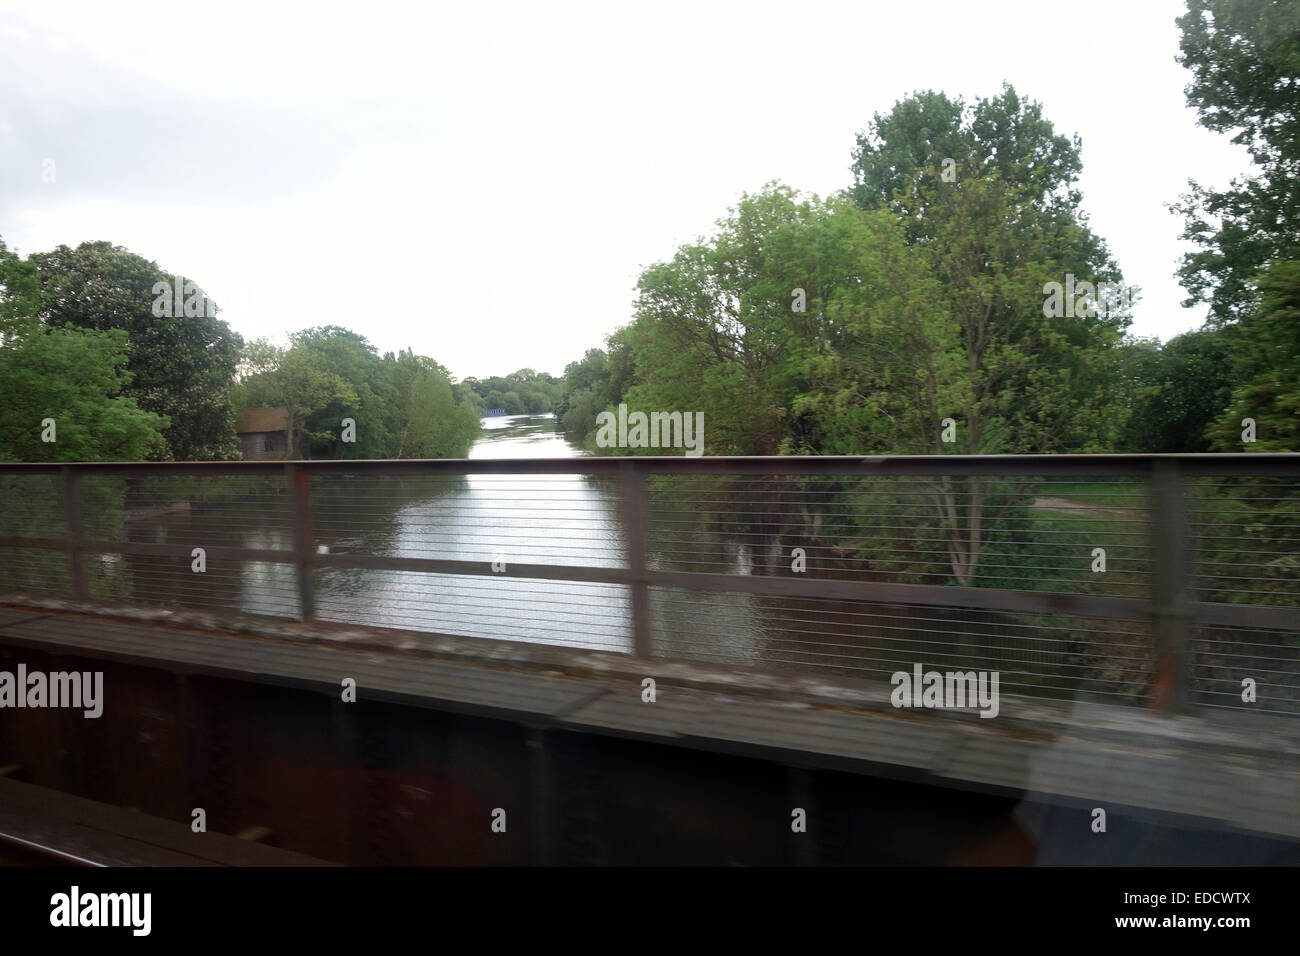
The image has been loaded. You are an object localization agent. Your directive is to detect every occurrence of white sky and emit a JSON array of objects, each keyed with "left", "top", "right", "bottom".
[{"left": 0, "top": 0, "right": 1250, "bottom": 381}]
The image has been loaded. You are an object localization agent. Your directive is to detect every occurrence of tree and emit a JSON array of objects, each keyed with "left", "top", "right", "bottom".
[
  {"left": 291, "top": 327, "right": 395, "bottom": 459},
  {"left": 0, "top": 327, "right": 168, "bottom": 462},
  {"left": 1116, "top": 328, "right": 1240, "bottom": 452},
  {"left": 236, "top": 338, "right": 359, "bottom": 458},
  {"left": 236, "top": 335, "right": 481, "bottom": 459},
  {"left": 465, "top": 369, "right": 560, "bottom": 417},
  {"left": 1197, "top": 261, "right": 1300, "bottom": 627},
  {"left": 808, "top": 176, "right": 1129, "bottom": 582},
  {"left": 22, "top": 241, "right": 244, "bottom": 459},
  {"left": 385, "top": 349, "right": 479, "bottom": 458},
  {"left": 626, "top": 184, "right": 832, "bottom": 455},
  {"left": 849, "top": 85, "right": 1086, "bottom": 244},
  {"left": 455, "top": 381, "right": 486, "bottom": 417},
  {"left": 1208, "top": 258, "right": 1300, "bottom": 450},
  {"left": 1173, "top": 0, "right": 1300, "bottom": 324},
  {"left": 556, "top": 347, "right": 617, "bottom": 441},
  {"left": 837, "top": 89, "right": 1132, "bottom": 582},
  {"left": 559, "top": 88, "right": 1133, "bottom": 582},
  {"left": 0, "top": 238, "right": 40, "bottom": 342}
]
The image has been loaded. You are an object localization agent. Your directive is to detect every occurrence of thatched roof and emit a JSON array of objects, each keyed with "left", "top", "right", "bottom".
[{"left": 235, "top": 407, "right": 290, "bottom": 434}]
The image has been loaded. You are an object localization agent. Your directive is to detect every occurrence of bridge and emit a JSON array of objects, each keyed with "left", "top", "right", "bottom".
[{"left": 0, "top": 454, "right": 1297, "bottom": 865}]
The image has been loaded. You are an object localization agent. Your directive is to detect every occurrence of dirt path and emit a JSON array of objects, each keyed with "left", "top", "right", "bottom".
[{"left": 1031, "top": 496, "right": 1141, "bottom": 522}]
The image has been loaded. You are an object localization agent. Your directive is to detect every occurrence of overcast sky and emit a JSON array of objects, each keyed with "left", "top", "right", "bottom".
[{"left": 0, "top": 0, "right": 1250, "bottom": 381}]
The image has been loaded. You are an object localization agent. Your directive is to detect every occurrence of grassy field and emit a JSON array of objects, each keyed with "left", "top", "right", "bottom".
[{"left": 1029, "top": 478, "right": 1146, "bottom": 507}]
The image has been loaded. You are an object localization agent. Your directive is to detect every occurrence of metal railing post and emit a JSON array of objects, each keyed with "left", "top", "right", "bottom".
[
  {"left": 621, "top": 460, "right": 652, "bottom": 657},
  {"left": 62, "top": 466, "right": 88, "bottom": 601},
  {"left": 287, "top": 464, "right": 315, "bottom": 620},
  {"left": 1150, "top": 459, "right": 1192, "bottom": 713}
]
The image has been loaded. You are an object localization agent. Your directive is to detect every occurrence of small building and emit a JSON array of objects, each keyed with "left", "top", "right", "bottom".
[{"left": 236, "top": 407, "right": 292, "bottom": 460}]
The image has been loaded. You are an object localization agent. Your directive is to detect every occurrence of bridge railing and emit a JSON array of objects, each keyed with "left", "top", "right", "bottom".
[{"left": 0, "top": 454, "right": 1298, "bottom": 715}]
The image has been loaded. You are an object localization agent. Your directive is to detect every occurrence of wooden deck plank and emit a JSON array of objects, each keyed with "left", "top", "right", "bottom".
[
  {"left": 0, "top": 608, "right": 47, "bottom": 628},
  {"left": 0, "top": 778, "right": 334, "bottom": 866}
]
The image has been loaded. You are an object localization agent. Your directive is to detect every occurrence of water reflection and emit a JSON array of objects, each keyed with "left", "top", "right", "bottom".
[{"left": 314, "top": 414, "right": 635, "bottom": 652}]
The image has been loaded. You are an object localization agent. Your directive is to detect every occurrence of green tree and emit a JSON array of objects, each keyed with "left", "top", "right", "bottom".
[
  {"left": 1208, "top": 258, "right": 1300, "bottom": 450},
  {"left": 0, "top": 327, "right": 168, "bottom": 461},
  {"left": 455, "top": 381, "right": 486, "bottom": 417},
  {"left": 0, "top": 238, "right": 40, "bottom": 342},
  {"left": 385, "top": 349, "right": 479, "bottom": 458},
  {"left": 236, "top": 338, "right": 359, "bottom": 458},
  {"left": 849, "top": 85, "right": 1086, "bottom": 243},
  {"left": 22, "top": 240, "right": 244, "bottom": 460},
  {"left": 808, "top": 176, "right": 1129, "bottom": 582},
  {"left": 237, "top": 335, "right": 481, "bottom": 459},
  {"left": 626, "top": 184, "right": 834, "bottom": 455},
  {"left": 556, "top": 347, "right": 622, "bottom": 441},
  {"left": 467, "top": 369, "right": 560, "bottom": 416},
  {"left": 613, "top": 90, "right": 1131, "bottom": 578},
  {"left": 835, "top": 89, "right": 1133, "bottom": 582},
  {"left": 291, "top": 327, "right": 394, "bottom": 458},
  {"left": 559, "top": 329, "right": 639, "bottom": 447},
  {"left": 1173, "top": 0, "right": 1300, "bottom": 324},
  {"left": 1117, "top": 328, "right": 1240, "bottom": 452}
]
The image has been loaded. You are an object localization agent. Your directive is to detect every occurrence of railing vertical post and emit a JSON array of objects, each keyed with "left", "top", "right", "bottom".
[
  {"left": 621, "top": 460, "right": 652, "bottom": 658},
  {"left": 287, "top": 463, "right": 315, "bottom": 620},
  {"left": 62, "top": 466, "right": 88, "bottom": 601},
  {"left": 1150, "top": 459, "right": 1192, "bottom": 714}
]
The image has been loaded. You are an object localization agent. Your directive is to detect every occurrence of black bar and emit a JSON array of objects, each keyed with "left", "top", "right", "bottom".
[
  {"left": 61, "top": 467, "right": 88, "bottom": 601},
  {"left": 287, "top": 464, "right": 315, "bottom": 620},
  {"left": 1, "top": 451, "right": 1298, "bottom": 478},
  {"left": 1150, "top": 460, "right": 1192, "bottom": 714},
  {"left": 621, "top": 461, "right": 653, "bottom": 657}
]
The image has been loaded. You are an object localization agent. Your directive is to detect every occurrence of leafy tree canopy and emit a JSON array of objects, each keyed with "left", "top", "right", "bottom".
[
  {"left": 1173, "top": 0, "right": 1300, "bottom": 323},
  {"left": 19, "top": 240, "right": 244, "bottom": 460}
]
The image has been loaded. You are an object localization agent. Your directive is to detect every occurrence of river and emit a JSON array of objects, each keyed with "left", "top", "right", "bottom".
[{"left": 310, "top": 413, "right": 639, "bottom": 652}]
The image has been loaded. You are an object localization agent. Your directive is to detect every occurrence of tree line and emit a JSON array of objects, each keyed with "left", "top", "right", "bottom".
[
  {"left": 235, "top": 329, "right": 480, "bottom": 460},
  {"left": 0, "top": 235, "right": 574, "bottom": 463},
  {"left": 543, "top": 1, "right": 1298, "bottom": 597},
  {"left": 0, "top": 241, "right": 492, "bottom": 462},
  {"left": 554, "top": 7, "right": 1298, "bottom": 459},
  {"left": 460, "top": 372, "right": 561, "bottom": 416},
  {"left": 1, "top": 2, "right": 1292, "bottom": 469}
]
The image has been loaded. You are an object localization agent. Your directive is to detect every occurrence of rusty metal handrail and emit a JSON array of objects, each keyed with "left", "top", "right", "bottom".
[{"left": 3, "top": 453, "right": 1300, "bottom": 715}]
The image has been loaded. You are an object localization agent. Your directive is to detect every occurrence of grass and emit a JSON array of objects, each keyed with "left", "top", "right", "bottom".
[{"left": 1029, "top": 478, "right": 1145, "bottom": 506}]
